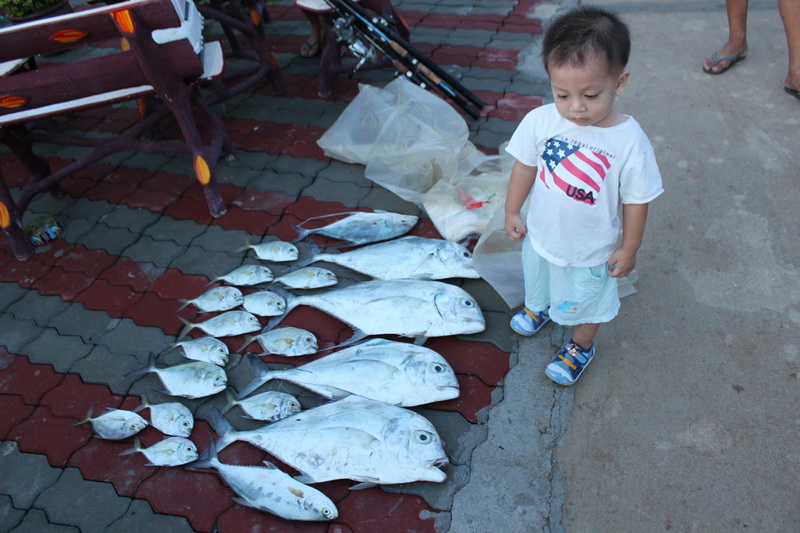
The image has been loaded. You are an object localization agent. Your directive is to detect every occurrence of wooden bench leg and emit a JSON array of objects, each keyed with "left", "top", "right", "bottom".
[{"left": 0, "top": 171, "right": 34, "bottom": 261}]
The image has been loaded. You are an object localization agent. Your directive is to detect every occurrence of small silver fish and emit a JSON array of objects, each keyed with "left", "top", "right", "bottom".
[
  {"left": 223, "top": 390, "right": 301, "bottom": 422},
  {"left": 241, "top": 327, "right": 318, "bottom": 356},
  {"left": 177, "top": 286, "right": 244, "bottom": 313},
  {"left": 72, "top": 407, "right": 148, "bottom": 440},
  {"left": 135, "top": 394, "right": 194, "bottom": 437},
  {"left": 292, "top": 210, "right": 418, "bottom": 245},
  {"left": 127, "top": 353, "right": 227, "bottom": 399},
  {"left": 242, "top": 291, "right": 286, "bottom": 317},
  {"left": 271, "top": 267, "right": 337, "bottom": 290},
  {"left": 211, "top": 265, "right": 274, "bottom": 286},
  {"left": 120, "top": 436, "right": 198, "bottom": 466},
  {"left": 178, "top": 311, "right": 261, "bottom": 338},
  {"left": 238, "top": 240, "right": 299, "bottom": 262},
  {"left": 171, "top": 336, "right": 229, "bottom": 366}
]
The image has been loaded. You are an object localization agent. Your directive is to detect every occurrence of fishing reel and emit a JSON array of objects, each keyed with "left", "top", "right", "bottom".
[{"left": 330, "top": 14, "right": 377, "bottom": 73}]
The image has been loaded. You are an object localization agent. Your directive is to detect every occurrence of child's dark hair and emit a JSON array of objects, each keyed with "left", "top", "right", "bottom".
[{"left": 542, "top": 6, "right": 630, "bottom": 74}]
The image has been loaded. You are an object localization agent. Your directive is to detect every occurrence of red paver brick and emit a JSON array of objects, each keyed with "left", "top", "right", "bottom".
[
  {"left": 68, "top": 435, "right": 156, "bottom": 497},
  {"left": 50, "top": 244, "right": 118, "bottom": 278},
  {"left": 492, "top": 93, "right": 544, "bottom": 122},
  {"left": 124, "top": 188, "right": 178, "bottom": 212},
  {"left": 99, "top": 257, "right": 162, "bottom": 292},
  {"left": 211, "top": 206, "right": 278, "bottom": 234},
  {"left": 60, "top": 175, "right": 98, "bottom": 196},
  {"left": 428, "top": 374, "right": 493, "bottom": 423},
  {"left": 105, "top": 165, "right": 155, "bottom": 186},
  {"left": 122, "top": 291, "right": 185, "bottom": 334},
  {"left": 162, "top": 195, "right": 215, "bottom": 225},
  {"left": 283, "top": 139, "right": 326, "bottom": 160},
  {"left": 473, "top": 48, "right": 519, "bottom": 70},
  {"left": 74, "top": 278, "right": 144, "bottom": 316},
  {"left": 30, "top": 266, "right": 95, "bottom": 300},
  {"left": 40, "top": 373, "right": 121, "bottom": 419},
  {"left": 149, "top": 268, "right": 211, "bottom": 301},
  {"left": 426, "top": 338, "right": 509, "bottom": 387},
  {"left": 0, "top": 258, "right": 53, "bottom": 287},
  {"left": 9, "top": 405, "right": 92, "bottom": 467},
  {"left": 84, "top": 180, "right": 140, "bottom": 204},
  {"left": 0, "top": 394, "right": 36, "bottom": 438},
  {"left": 0, "top": 356, "right": 65, "bottom": 404},
  {"left": 136, "top": 468, "right": 233, "bottom": 532},
  {"left": 335, "top": 487, "right": 438, "bottom": 532},
  {"left": 140, "top": 171, "right": 195, "bottom": 196},
  {"left": 217, "top": 504, "right": 328, "bottom": 533},
  {"left": 229, "top": 189, "right": 294, "bottom": 215},
  {"left": 72, "top": 161, "right": 115, "bottom": 182}
]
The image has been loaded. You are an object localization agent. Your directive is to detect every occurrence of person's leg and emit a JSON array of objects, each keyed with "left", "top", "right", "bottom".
[
  {"left": 779, "top": 0, "right": 800, "bottom": 93},
  {"left": 571, "top": 322, "right": 599, "bottom": 350},
  {"left": 703, "top": 0, "right": 750, "bottom": 73},
  {"left": 300, "top": 10, "right": 321, "bottom": 57}
]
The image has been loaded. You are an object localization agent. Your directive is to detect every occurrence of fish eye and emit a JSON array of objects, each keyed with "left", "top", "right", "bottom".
[
  {"left": 463, "top": 299, "right": 474, "bottom": 308},
  {"left": 322, "top": 508, "right": 335, "bottom": 518},
  {"left": 414, "top": 430, "right": 434, "bottom": 444},
  {"left": 432, "top": 364, "right": 444, "bottom": 373},
  {"left": 462, "top": 251, "right": 471, "bottom": 258},
  {"left": 182, "top": 420, "right": 192, "bottom": 428}
]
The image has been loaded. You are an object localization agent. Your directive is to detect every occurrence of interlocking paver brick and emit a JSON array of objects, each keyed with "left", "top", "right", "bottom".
[
  {"left": 34, "top": 467, "right": 130, "bottom": 533},
  {"left": 0, "top": 258, "right": 53, "bottom": 287},
  {"left": 0, "top": 282, "right": 28, "bottom": 312},
  {"left": 168, "top": 246, "right": 242, "bottom": 278},
  {"left": 49, "top": 303, "right": 119, "bottom": 344},
  {"left": 53, "top": 216, "right": 95, "bottom": 244},
  {"left": 77, "top": 223, "right": 140, "bottom": 256},
  {"left": 0, "top": 442, "right": 62, "bottom": 509},
  {"left": 67, "top": 436, "right": 154, "bottom": 498},
  {"left": 96, "top": 317, "right": 173, "bottom": 360},
  {"left": 105, "top": 499, "right": 195, "bottom": 533},
  {"left": 99, "top": 204, "right": 161, "bottom": 232},
  {"left": 98, "top": 258, "right": 164, "bottom": 292},
  {"left": 40, "top": 373, "right": 120, "bottom": 419},
  {"left": 24, "top": 329, "right": 93, "bottom": 372},
  {"left": 142, "top": 217, "right": 207, "bottom": 246},
  {"left": 9, "top": 406, "right": 91, "bottom": 467},
  {"left": 0, "top": 494, "right": 25, "bottom": 532},
  {"left": 0, "top": 355, "right": 64, "bottom": 404},
  {"left": 0, "top": 394, "right": 36, "bottom": 438},
  {"left": 7, "top": 507, "right": 80, "bottom": 532},
  {"left": 69, "top": 345, "right": 144, "bottom": 396},
  {"left": 59, "top": 197, "right": 116, "bottom": 223},
  {"left": 0, "top": 315, "right": 42, "bottom": 354},
  {"left": 302, "top": 178, "right": 370, "bottom": 208},
  {"left": 123, "top": 235, "right": 187, "bottom": 269},
  {"left": 29, "top": 266, "right": 93, "bottom": 301}
]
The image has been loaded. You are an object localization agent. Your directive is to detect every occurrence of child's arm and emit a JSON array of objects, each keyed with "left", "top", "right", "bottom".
[
  {"left": 504, "top": 160, "right": 538, "bottom": 242},
  {"left": 608, "top": 203, "right": 649, "bottom": 278}
]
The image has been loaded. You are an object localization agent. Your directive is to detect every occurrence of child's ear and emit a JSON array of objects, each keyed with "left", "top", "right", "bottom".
[{"left": 615, "top": 70, "right": 630, "bottom": 95}]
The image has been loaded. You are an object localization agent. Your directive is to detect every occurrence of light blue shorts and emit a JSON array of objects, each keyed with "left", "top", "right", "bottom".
[{"left": 522, "top": 239, "right": 620, "bottom": 326}]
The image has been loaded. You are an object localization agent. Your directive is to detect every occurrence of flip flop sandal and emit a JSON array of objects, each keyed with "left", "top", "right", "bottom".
[
  {"left": 703, "top": 51, "right": 746, "bottom": 75},
  {"left": 785, "top": 87, "right": 800, "bottom": 101},
  {"left": 300, "top": 40, "right": 320, "bottom": 58}
]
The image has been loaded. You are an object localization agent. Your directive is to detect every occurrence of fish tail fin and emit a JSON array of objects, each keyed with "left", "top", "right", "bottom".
[
  {"left": 236, "top": 354, "right": 274, "bottom": 398},
  {"left": 236, "top": 335, "right": 255, "bottom": 354},
  {"left": 177, "top": 317, "right": 195, "bottom": 339},
  {"left": 118, "top": 436, "right": 142, "bottom": 456},
  {"left": 186, "top": 436, "right": 217, "bottom": 470},
  {"left": 290, "top": 225, "right": 310, "bottom": 244},
  {"left": 176, "top": 299, "right": 191, "bottom": 312},
  {"left": 133, "top": 393, "right": 150, "bottom": 413},
  {"left": 207, "top": 406, "right": 236, "bottom": 451},
  {"left": 284, "top": 241, "right": 319, "bottom": 272},
  {"left": 71, "top": 406, "right": 94, "bottom": 427},
  {"left": 260, "top": 286, "right": 296, "bottom": 332},
  {"left": 124, "top": 353, "right": 157, "bottom": 378},
  {"left": 235, "top": 240, "right": 253, "bottom": 253},
  {"left": 203, "top": 275, "right": 219, "bottom": 288},
  {"left": 319, "top": 328, "right": 367, "bottom": 352},
  {"left": 221, "top": 390, "right": 237, "bottom": 414}
]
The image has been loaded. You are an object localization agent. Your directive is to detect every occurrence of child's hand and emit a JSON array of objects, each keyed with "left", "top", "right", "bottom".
[
  {"left": 504, "top": 212, "right": 527, "bottom": 241},
  {"left": 608, "top": 248, "right": 636, "bottom": 278}
]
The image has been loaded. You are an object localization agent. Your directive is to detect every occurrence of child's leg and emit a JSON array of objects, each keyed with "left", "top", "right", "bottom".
[
  {"left": 510, "top": 239, "right": 551, "bottom": 336},
  {"left": 572, "top": 323, "right": 600, "bottom": 350}
]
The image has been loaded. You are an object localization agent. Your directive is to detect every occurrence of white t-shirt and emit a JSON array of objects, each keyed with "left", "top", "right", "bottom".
[{"left": 506, "top": 103, "right": 663, "bottom": 267}]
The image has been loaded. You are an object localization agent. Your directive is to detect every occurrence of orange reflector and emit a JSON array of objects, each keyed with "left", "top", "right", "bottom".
[
  {"left": 0, "top": 203, "right": 9, "bottom": 228},
  {"left": 137, "top": 97, "right": 146, "bottom": 118},
  {"left": 0, "top": 95, "right": 27, "bottom": 109},
  {"left": 120, "top": 37, "right": 130, "bottom": 51},
  {"left": 194, "top": 156, "right": 211, "bottom": 185},
  {"left": 50, "top": 29, "right": 89, "bottom": 43},
  {"left": 112, "top": 10, "right": 135, "bottom": 33},
  {"left": 249, "top": 8, "right": 260, "bottom": 25},
  {"left": 268, "top": 52, "right": 280, "bottom": 70}
]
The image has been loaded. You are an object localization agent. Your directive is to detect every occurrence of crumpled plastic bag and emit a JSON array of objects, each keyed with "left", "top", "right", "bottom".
[{"left": 317, "top": 77, "right": 507, "bottom": 240}]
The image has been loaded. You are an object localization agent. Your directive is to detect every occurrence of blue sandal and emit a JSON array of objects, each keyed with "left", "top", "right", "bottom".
[{"left": 703, "top": 51, "right": 746, "bottom": 75}]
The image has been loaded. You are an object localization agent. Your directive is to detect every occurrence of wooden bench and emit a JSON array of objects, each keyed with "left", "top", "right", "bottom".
[{"left": 0, "top": 0, "right": 234, "bottom": 260}]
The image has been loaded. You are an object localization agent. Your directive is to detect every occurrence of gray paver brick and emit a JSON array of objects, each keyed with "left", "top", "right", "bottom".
[
  {"left": 58, "top": 198, "right": 116, "bottom": 223},
  {"left": 0, "top": 494, "right": 25, "bottom": 532},
  {"left": 0, "top": 442, "right": 62, "bottom": 509},
  {"left": 24, "top": 328, "right": 92, "bottom": 373},
  {"left": 269, "top": 154, "right": 330, "bottom": 178},
  {"left": 119, "top": 151, "right": 174, "bottom": 172},
  {"left": 104, "top": 499, "right": 194, "bottom": 533},
  {"left": 0, "top": 315, "right": 42, "bottom": 354},
  {"left": 142, "top": 218, "right": 207, "bottom": 246},
  {"left": 356, "top": 185, "right": 421, "bottom": 215},
  {"left": 302, "top": 177, "right": 371, "bottom": 207},
  {"left": 9, "top": 508, "right": 80, "bottom": 533},
  {"left": 7, "top": 291, "right": 71, "bottom": 328},
  {"left": 76, "top": 224, "right": 140, "bottom": 256},
  {"left": 54, "top": 216, "right": 95, "bottom": 244},
  {"left": 98, "top": 205, "right": 161, "bottom": 233},
  {"left": 221, "top": 150, "right": 277, "bottom": 171},
  {"left": 214, "top": 165, "right": 262, "bottom": 189},
  {"left": 34, "top": 467, "right": 130, "bottom": 533},
  {"left": 246, "top": 168, "right": 314, "bottom": 198},
  {"left": 96, "top": 318, "right": 173, "bottom": 360},
  {"left": 123, "top": 235, "right": 187, "bottom": 268},
  {"left": 169, "top": 246, "right": 242, "bottom": 277},
  {"left": 25, "top": 192, "right": 71, "bottom": 218},
  {"left": 190, "top": 226, "right": 252, "bottom": 254},
  {"left": 49, "top": 303, "right": 119, "bottom": 344},
  {"left": 0, "top": 282, "right": 28, "bottom": 313},
  {"left": 70, "top": 345, "right": 144, "bottom": 396}
]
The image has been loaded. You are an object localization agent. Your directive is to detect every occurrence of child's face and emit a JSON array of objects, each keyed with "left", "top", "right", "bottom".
[{"left": 548, "top": 56, "right": 629, "bottom": 128}]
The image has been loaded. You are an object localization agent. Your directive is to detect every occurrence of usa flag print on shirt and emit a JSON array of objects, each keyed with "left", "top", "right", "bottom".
[{"left": 539, "top": 137, "right": 612, "bottom": 206}]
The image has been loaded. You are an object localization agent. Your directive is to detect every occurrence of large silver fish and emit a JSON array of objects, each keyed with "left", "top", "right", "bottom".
[
  {"left": 237, "top": 240, "right": 299, "bottom": 262},
  {"left": 127, "top": 353, "right": 227, "bottom": 399},
  {"left": 72, "top": 407, "right": 148, "bottom": 440},
  {"left": 242, "top": 291, "right": 286, "bottom": 317},
  {"left": 300, "top": 237, "right": 480, "bottom": 280},
  {"left": 292, "top": 211, "right": 418, "bottom": 246},
  {"left": 270, "top": 267, "right": 337, "bottom": 290},
  {"left": 239, "top": 339, "right": 459, "bottom": 406},
  {"left": 240, "top": 327, "right": 318, "bottom": 356},
  {"left": 189, "top": 439, "right": 338, "bottom": 521},
  {"left": 178, "top": 311, "right": 261, "bottom": 339},
  {"left": 170, "top": 336, "right": 229, "bottom": 366},
  {"left": 267, "top": 280, "right": 485, "bottom": 344},
  {"left": 223, "top": 390, "right": 301, "bottom": 422},
  {"left": 177, "top": 286, "right": 244, "bottom": 313},
  {"left": 135, "top": 394, "right": 194, "bottom": 437},
  {"left": 119, "top": 436, "right": 198, "bottom": 466},
  {"left": 211, "top": 265, "right": 274, "bottom": 286},
  {"left": 209, "top": 396, "right": 448, "bottom": 485}
]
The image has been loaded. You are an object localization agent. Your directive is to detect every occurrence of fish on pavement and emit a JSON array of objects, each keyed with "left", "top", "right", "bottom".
[
  {"left": 266, "top": 280, "right": 485, "bottom": 344},
  {"left": 209, "top": 395, "right": 448, "bottom": 486},
  {"left": 72, "top": 406, "right": 148, "bottom": 440},
  {"left": 292, "top": 211, "right": 418, "bottom": 246},
  {"left": 223, "top": 390, "right": 301, "bottom": 422},
  {"left": 169, "top": 336, "right": 229, "bottom": 366},
  {"left": 177, "top": 286, "right": 244, "bottom": 313},
  {"left": 119, "top": 436, "right": 198, "bottom": 466},
  {"left": 270, "top": 267, "right": 337, "bottom": 290},
  {"left": 242, "top": 291, "right": 286, "bottom": 317},
  {"left": 237, "top": 240, "right": 299, "bottom": 262},
  {"left": 127, "top": 353, "right": 227, "bottom": 399},
  {"left": 240, "top": 327, "right": 318, "bottom": 356},
  {"left": 299, "top": 236, "right": 479, "bottom": 280},
  {"left": 239, "top": 339, "right": 459, "bottom": 406},
  {"left": 189, "top": 439, "right": 338, "bottom": 521},
  {"left": 134, "top": 394, "right": 194, "bottom": 437},
  {"left": 210, "top": 265, "right": 274, "bottom": 286},
  {"left": 178, "top": 311, "right": 261, "bottom": 339}
]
